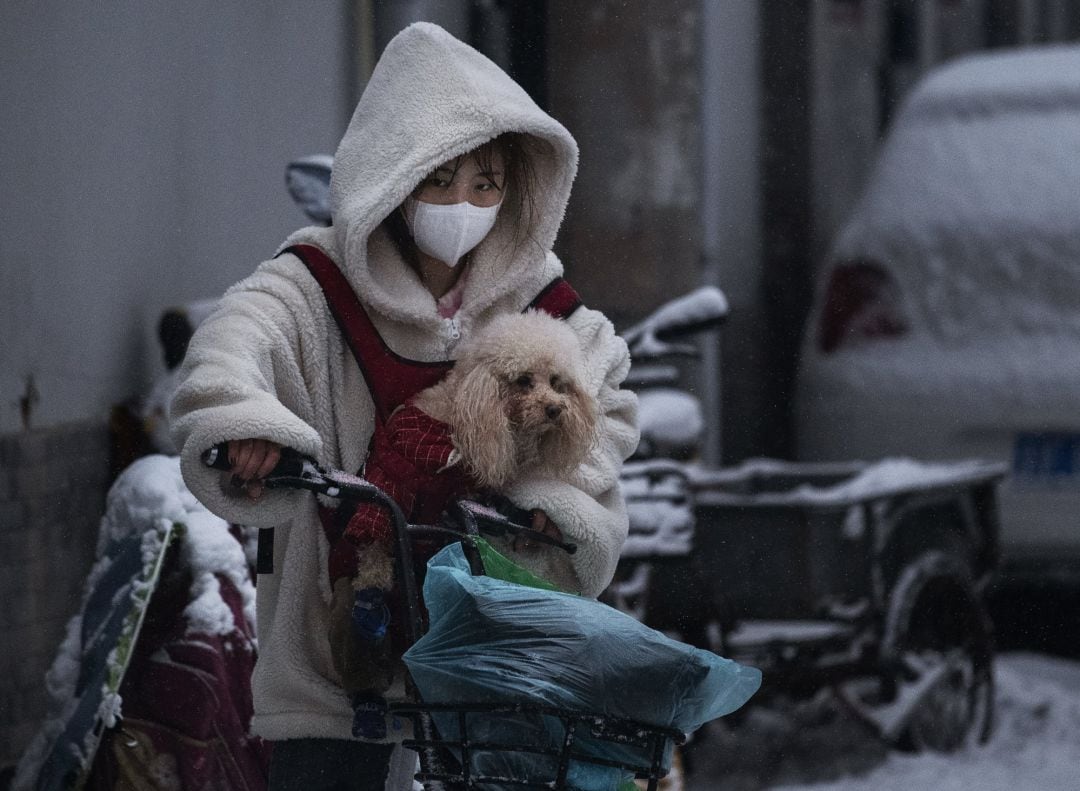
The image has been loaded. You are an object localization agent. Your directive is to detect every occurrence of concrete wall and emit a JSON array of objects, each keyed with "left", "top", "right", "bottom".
[
  {"left": 543, "top": 1, "right": 763, "bottom": 465},
  {"left": 0, "top": 1, "right": 354, "bottom": 771},
  {"left": 0, "top": 2, "right": 353, "bottom": 436},
  {"left": 0, "top": 425, "right": 108, "bottom": 770}
]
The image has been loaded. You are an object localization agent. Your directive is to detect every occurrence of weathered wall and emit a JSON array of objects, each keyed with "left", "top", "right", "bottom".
[
  {"left": 0, "top": 1, "right": 354, "bottom": 771},
  {"left": 546, "top": 0, "right": 702, "bottom": 326},
  {"left": 0, "top": 2, "right": 352, "bottom": 437},
  {"left": 699, "top": 0, "right": 763, "bottom": 464},
  {"left": 0, "top": 424, "right": 108, "bottom": 770}
]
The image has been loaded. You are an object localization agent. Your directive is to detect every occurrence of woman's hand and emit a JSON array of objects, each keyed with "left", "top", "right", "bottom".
[
  {"left": 226, "top": 438, "right": 282, "bottom": 500},
  {"left": 513, "top": 509, "right": 564, "bottom": 552}
]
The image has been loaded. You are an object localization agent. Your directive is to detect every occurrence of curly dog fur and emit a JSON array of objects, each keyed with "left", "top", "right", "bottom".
[{"left": 415, "top": 309, "right": 599, "bottom": 488}]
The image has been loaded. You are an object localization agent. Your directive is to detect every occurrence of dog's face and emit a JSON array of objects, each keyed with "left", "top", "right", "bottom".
[
  {"left": 504, "top": 363, "right": 579, "bottom": 441},
  {"left": 442, "top": 312, "right": 599, "bottom": 489}
]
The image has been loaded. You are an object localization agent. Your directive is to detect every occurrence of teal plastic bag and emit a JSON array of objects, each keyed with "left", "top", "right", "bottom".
[{"left": 403, "top": 543, "right": 761, "bottom": 789}]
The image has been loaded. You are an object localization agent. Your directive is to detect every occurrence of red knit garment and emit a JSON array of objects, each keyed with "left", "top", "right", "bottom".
[
  {"left": 327, "top": 402, "right": 473, "bottom": 583},
  {"left": 288, "top": 245, "right": 581, "bottom": 587}
]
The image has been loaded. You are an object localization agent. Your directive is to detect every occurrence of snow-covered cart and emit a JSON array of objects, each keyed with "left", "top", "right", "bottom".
[
  {"left": 610, "top": 285, "right": 1006, "bottom": 754},
  {"left": 620, "top": 455, "right": 1005, "bottom": 753}
]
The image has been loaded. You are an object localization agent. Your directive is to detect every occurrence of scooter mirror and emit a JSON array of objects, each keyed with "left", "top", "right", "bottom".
[
  {"left": 622, "top": 286, "right": 729, "bottom": 358},
  {"left": 285, "top": 155, "right": 334, "bottom": 225}
]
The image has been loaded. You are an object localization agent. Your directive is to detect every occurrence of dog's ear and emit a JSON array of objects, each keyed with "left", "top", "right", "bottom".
[
  {"left": 450, "top": 361, "right": 516, "bottom": 489},
  {"left": 542, "top": 379, "right": 600, "bottom": 475}
]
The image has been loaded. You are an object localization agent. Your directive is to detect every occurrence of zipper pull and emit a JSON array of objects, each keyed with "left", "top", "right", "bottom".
[{"left": 443, "top": 317, "right": 462, "bottom": 354}]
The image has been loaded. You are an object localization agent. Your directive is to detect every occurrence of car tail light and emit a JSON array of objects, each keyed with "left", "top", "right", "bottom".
[{"left": 817, "top": 259, "right": 909, "bottom": 353}]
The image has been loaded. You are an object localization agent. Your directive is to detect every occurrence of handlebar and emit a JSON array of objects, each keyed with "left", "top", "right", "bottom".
[
  {"left": 202, "top": 442, "right": 311, "bottom": 477},
  {"left": 202, "top": 442, "right": 575, "bottom": 644},
  {"left": 204, "top": 442, "right": 425, "bottom": 643},
  {"left": 200, "top": 443, "right": 577, "bottom": 555}
]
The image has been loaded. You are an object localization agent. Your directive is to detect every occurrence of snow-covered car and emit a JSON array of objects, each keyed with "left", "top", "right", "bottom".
[{"left": 796, "top": 44, "right": 1080, "bottom": 578}]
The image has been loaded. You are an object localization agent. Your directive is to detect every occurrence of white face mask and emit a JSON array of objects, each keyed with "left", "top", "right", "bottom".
[{"left": 403, "top": 197, "right": 502, "bottom": 268}]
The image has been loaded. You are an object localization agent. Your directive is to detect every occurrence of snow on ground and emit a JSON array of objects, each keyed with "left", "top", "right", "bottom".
[{"left": 685, "top": 652, "right": 1080, "bottom": 790}]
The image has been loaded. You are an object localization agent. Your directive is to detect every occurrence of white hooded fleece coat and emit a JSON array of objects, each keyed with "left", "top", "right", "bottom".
[{"left": 171, "top": 22, "right": 639, "bottom": 743}]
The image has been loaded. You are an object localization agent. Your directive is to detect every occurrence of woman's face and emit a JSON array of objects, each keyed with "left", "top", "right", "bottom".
[{"left": 412, "top": 150, "right": 506, "bottom": 208}]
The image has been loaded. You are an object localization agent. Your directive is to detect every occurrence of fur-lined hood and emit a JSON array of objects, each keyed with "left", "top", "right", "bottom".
[{"left": 283, "top": 22, "right": 579, "bottom": 333}]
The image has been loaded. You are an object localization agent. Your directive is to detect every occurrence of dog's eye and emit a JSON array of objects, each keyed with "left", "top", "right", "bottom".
[
  {"left": 550, "top": 375, "right": 567, "bottom": 394},
  {"left": 514, "top": 374, "right": 533, "bottom": 388}
]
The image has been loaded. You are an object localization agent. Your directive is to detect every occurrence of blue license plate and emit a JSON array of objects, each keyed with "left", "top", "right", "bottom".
[{"left": 1013, "top": 432, "right": 1080, "bottom": 484}]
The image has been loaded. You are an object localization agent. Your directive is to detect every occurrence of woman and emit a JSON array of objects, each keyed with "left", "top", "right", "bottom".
[{"left": 170, "top": 22, "right": 638, "bottom": 790}]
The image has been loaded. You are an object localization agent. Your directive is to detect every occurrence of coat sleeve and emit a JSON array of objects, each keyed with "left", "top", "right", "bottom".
[
  {"left": 500, "top": 306, "right": 639, "bottom": 597},
  {"left": 169, "top": 264, "right": 326, "bottom": 528}
]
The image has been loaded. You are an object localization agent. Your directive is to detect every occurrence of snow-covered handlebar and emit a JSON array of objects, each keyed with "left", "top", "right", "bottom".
[{"left": 621, "top": 287, "right": 729, "bottom": 359}]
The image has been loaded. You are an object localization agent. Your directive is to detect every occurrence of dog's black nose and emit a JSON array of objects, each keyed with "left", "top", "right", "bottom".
[{"left": 545, "top": 404, "right": 562, "bottom": 420}]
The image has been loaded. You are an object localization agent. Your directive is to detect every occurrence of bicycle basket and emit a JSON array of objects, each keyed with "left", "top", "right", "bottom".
[
  {"left": 400, "top": 543, "right": 761, "bottom": 789},
  {"left": 390, "top": 700, "right": 685, "bottom": 790}
]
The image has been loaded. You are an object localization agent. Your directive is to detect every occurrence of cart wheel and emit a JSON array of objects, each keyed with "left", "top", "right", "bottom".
[{"left": 881, "top": 550, "right": 994, "bottom": 752}]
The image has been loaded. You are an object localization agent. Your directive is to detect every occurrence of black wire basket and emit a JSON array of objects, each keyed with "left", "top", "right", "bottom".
[{"left": 391, "top": 700, "right": 686, "bottom": 790}]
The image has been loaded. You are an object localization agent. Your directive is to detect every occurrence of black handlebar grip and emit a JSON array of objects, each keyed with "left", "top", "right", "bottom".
[
  {"left": 200, "top": 442, "right": 307, "bottom": 478},
  {"left": 202, "top": 443, "right": 233, "bottom": 470}
]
